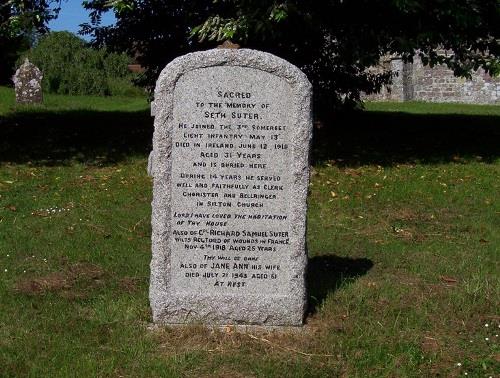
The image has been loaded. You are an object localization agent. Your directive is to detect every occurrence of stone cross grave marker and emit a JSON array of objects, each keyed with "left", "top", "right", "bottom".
[
  {"left": 149, "top": 48, "right": 312, "bottom": 326},
  {"left": 13, "top": 59, "right": 43, "bottom": 104}
]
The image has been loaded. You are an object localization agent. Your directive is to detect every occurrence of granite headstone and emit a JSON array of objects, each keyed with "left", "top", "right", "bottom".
[
  {"left": 13, "top": 59, "right": 43, "bottom": 104},
  {"left": 149, "top": 48, "right": 312, "bottom": 326}
]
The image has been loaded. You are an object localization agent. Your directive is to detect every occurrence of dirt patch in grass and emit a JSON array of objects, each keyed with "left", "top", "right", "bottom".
[
  {"left": 146, "top": 322, "right": 350, "bottom": 377},
  {"left": 152, "top": 325, "right": 242, "bottom": 355},
  {"left": 151, "top": 324, "right": 333, "bottom": 359},
  {"left": 15, "top": 271, "right": 72, "bottom": 293},
  {"left": 149, "top": 323, "right": 345, "bottom": 378},
  {"left": 421, "top": 335, "right": 441, "bottom": 354},
  {"left": 198, "top": 368, "right": 255, "bottom": 378},
  {"left": 14, "top": 262, "right": 105, "bottom": 298},
  {"left": 118, "top": 276, "right": 141, "bottom": 293}
]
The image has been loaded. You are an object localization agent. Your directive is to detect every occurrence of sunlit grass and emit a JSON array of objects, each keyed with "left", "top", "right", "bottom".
[{"left": 0, "top": 86, "right": 498, "bottom": 376}]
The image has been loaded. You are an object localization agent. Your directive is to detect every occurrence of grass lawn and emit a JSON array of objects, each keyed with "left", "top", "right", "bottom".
[{"left": 0, "top": 86, "right": 499, "bottom": 377}]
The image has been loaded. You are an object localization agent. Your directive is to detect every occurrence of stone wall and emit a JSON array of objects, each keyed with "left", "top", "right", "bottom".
[
  {"left": 366, "top": 58, "right": 405, "bottom": 102},
  {"left": 366, "top": 56, "right": 500, "bottom": 104}
]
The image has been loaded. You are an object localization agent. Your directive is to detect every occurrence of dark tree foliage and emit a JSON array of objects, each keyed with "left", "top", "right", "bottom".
[
  {"left": 0, "top": 0, "right": 62, "bottom": 84},
  {"left": 82, "top": 0, "right": 211, "bottom": 92},
  {"left": 83, "top": 0, "right": 500, "bottom": 115}
]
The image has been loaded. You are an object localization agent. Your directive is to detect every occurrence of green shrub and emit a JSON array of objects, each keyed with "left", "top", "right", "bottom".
[
  {"left": 22, "top": 31, "right": 140, "bottom": 96},
  {"left": 107, "top": 77, "right": 146, "bottom": 97}
]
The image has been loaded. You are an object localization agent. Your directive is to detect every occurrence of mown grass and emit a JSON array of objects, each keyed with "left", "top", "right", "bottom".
[
  {"left": 0, "top": 86, "right": 148, "bottom": 114},
  {"left": 0, "top": 86, "right": 499, "bottom": 377}
]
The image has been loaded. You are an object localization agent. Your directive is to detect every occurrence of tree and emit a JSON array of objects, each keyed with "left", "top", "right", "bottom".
[
  {"left": 0, "top": 0, "right": 62, "bottom": 84},
  {"left": 82, "top": 0, "right": 212, "bottom": 91},
  {"left": 25, "top": 31, "right": 138, "bottom": 96},
  {"left": 83, "top": 0, "right": 500, "bottom": 116}
]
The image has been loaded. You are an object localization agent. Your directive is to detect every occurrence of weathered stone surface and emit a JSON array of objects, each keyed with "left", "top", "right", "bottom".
[
  {"left": 411, "top": 56, "right": 500, "bottom": 104},
  {"left": 13, "top": 59, "right": 43, "bottom": 104},
  {"left": 365, "top": 55, "right": 500, "bottom": 104},
  {"left": 149, "top": 48, "right": 312, "bottom": 326}
]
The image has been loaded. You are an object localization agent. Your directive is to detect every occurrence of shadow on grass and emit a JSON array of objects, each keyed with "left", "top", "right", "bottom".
[
  {"left": 312, "top": 110, "right": 500, "bottom": 166},
  {"left": 0, "top": 109, "right": 153, "bottom": 165},
  {"left": 307, "top": 254, "right": 373, "bottom": 314},
  {"left": 0, "top": 108, "right": 499, "bottom": 166}
]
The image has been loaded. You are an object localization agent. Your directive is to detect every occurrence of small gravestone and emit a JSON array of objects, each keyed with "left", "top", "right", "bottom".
[
  {"left": 13, "top": 59, "right": 43, "bottom": 104},
  {"left": 149, "top": 48, "right": 312, "bottom": 326}
]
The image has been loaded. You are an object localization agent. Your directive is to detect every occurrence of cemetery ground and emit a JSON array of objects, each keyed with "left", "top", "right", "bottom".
[{"left": 0, "top": 85, "right": 498, "bottom": 377}]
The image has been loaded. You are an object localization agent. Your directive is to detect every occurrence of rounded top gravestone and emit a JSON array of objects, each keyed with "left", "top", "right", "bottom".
[
  {"left": 13, "top": 58, "right": 43, "bottom": 104},
  {"left": 149, "top": 48, "right": 312, "bottom": 326}
]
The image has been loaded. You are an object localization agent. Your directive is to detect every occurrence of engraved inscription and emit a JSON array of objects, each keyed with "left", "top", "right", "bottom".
[{"left": 169, "top": 66, "right": 293, "bottom": 294}]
